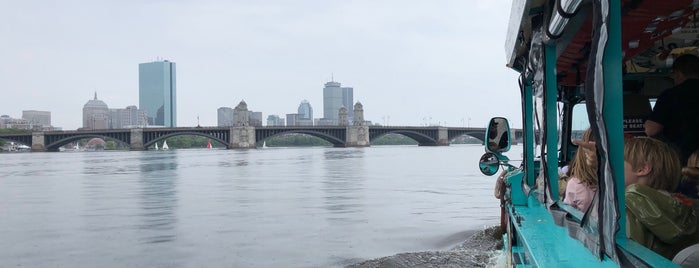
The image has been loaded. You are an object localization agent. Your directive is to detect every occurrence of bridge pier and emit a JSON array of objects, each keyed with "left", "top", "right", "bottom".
[
  {"left": 31, "top": 132, "right": 46, "bottom": 152},
  {"left": 345, "top": 126, "right": 370, "bottom": 147},
  {"left": 436, "top": 127, "right": 449, "bottom": 146},
  {"left": 230, "top": 127, "right": 256, "bottom": 149},
  {"left": 130, "top": 129, "right": 145, "bottom": 151},
  {"left": 417, "top": 127, "right": 450, "bottom": 146}
]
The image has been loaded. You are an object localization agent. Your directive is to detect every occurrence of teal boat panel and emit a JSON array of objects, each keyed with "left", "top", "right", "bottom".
[{"left": 508, "top": 195, "right": 618, "bottom": 267}]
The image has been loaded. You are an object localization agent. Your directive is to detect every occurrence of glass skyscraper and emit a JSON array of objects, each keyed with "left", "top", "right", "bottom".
[
  {"left": 322, "top": 81, "right": 353, "bottom": 124},
  {"left": 298, "top": 99, "right": 313, "bottom": 120},
  {"left": 139, "top": 60, "right": 176, "bottom": 127}
]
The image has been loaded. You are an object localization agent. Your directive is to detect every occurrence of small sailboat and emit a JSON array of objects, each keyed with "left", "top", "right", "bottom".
[
  {"left": 74, "top": 142, "right": 80, "bottom": 151},
  {"left": 162, "top": 140, "right": 169, "bottom": 150},
  {"left": 206, "top": 140, "right": 213, "bottom": 149},
  {"left": 154, "top": 142, "right": 159, "bottom": 150},
  {"left": 262, "top": 141, "right": 267, "bottom": 148}
]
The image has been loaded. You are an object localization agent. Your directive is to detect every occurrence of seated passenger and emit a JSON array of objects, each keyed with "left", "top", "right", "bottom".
[
  {"left": 563, "top": 128, "right": 597, "bottom": 212},
  {"left": 558, "top": 162, "right": 572, "bottom": 200},
  {"left": 678, "top": 150, "right": 699, "bottom": 198},
  {"left": 624, "top": 137, "right": 699, "bottom": 259}
]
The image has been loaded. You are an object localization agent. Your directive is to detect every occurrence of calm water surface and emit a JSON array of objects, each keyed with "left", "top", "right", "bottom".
[{"left": 0, "top": 144, "right": 521, "bottom": 267}]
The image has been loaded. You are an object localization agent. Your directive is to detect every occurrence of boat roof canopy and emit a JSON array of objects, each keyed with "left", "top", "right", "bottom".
[{"left": 506, "top": 0, "right": 699, "bottom": 88}]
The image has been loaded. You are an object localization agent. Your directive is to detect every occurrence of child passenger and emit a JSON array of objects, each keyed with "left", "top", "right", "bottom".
[
  {"left": 624, "top": 137, "right": 699, "bottom": 259},
  {"left": 678, "top": 150, "right": 699, "bottom": 198},
  {"left": 563, "top": 128, "right": 597, "bottom": 212}
]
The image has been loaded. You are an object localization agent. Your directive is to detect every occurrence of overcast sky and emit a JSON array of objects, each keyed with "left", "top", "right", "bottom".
[{"left": 1, "top": 1, "right": 521, "bottom": 130}]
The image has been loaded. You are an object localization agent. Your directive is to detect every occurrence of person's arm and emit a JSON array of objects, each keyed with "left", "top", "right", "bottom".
[
  {"left": 644, "top": 119, "right": 664, "bottom": 136},
  {"left": 626, "top": 184, "right": 697, "bottom": 243},
  {"left": 645, "top": 90, "right": 672, "bottom": 137}
]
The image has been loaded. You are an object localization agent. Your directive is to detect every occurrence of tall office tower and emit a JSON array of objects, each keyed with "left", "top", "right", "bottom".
[
  {"left": 342, "top": 87, "right": 354, "bottom": 121},
  {"left": 322, "top": 80, "right": 353, "bottom": 125},
  {"left": 110, "top": 105, "right": 147, "bottom": 128},
  {"left": 22, "top": 110, "right": 51, "bottom": 130},
  {"left": 217, "top": 107, "right": 234, "bottom": 127},
  {"left": 139, "top": 60, "right": 176, "bottom": 127},
  {"left": 297, "top": 100, "right": 313, "bottom": 126},
  {"left": 298, "top": 100, "right": 313, "bottom": 120},
  {"left": 83, "top": 92, "right": 110, "bottom": 130}
]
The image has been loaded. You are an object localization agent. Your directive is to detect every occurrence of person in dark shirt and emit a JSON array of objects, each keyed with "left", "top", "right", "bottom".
[{"left": 645, "top": 54, "right": 699, "bottom": 165}]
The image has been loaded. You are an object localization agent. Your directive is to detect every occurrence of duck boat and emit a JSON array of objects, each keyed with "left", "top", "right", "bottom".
[{"left": 481, "top": 0, "right": 699, "bottom": 267}]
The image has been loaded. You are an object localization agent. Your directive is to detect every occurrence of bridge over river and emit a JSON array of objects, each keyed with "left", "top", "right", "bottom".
[{"left": 0, "top": 126, "right": 523, "bottom": 152}]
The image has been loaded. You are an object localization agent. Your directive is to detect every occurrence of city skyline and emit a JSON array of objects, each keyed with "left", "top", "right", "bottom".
[{"left": 0, "top": 1, "right": 522, "bottom": 130}]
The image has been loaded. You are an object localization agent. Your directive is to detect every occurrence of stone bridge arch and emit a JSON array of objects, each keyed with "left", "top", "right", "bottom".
[
  {"left": 448, "top": 130, "right": 486, "bottom": 143},
  {"left": 256, "top": 127, "right": 345, "bottom": 147},
  {"left": 369, "top": 129, "right": 439, "bottom": 146},
  {"left": 45, "top": 133, "right": 131, "bottom": 152},
  {"left": 143, "top": 131, "right": 229, "bottom": 149},
  {"left": 0, "top": 134, "right": 32, "bottom": 147}
]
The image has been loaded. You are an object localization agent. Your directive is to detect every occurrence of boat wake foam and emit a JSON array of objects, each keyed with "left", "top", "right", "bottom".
[{"left": 346, "top": 225, "right": 503, "bottom": 268}]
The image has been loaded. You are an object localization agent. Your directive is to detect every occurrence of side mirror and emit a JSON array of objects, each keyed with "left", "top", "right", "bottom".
[
  {"left": 479, "top": 152, "right": 500, "bottom": 176},
  {"left": 485, "top": 117, "right": 511, "bottom": 153}
]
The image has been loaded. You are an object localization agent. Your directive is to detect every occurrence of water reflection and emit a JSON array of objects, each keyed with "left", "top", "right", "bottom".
[
  {"left": 322, "top": 149, "right": 366, "bottom": 222},
  {"left": 138, "top": 152, "right": 179, "bottom": 244}
]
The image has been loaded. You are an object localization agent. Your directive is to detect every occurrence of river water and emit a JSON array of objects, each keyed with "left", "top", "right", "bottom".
[{"left": 0, "top": 144, "right": 520, "bottom": 267}]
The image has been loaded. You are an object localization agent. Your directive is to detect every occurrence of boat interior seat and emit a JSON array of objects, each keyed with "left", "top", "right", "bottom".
[
  {"left": 623, "top": 94, "right": 652, "bottom": 137},
  {"left": 673, "top": 243, "right": 699, "bottom": 268}
]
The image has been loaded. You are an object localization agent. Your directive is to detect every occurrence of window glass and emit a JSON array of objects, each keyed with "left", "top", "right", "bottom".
[{"left": 571, "top": 103, "right": 589, "bottom": 140}]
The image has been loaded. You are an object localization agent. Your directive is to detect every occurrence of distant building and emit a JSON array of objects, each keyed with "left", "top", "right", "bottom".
[
  {"left": 316, "top": 118, "right": 336, "bottom": 126},
  {"left": 217, "top": 107, "right": 234, "bottom": 127},
  {"left": 267, "top": 115, "right": 284, "bottom": 126},
  {"left": 22, "top": 110, "right": 50, "bottom": 127},
  {"left": 322, "top": 80, "right": 353, "bottom": 125},
  {"left": 0, "top": 115, "right": 30, "bottom": 130},
  {"left": 249, "top": 111, "right": 263, "bottom": 127},
  {"left": 22, "top": 110, "right": 53, "bottom": 130},
  {"left": 82, "top": 92, "right": 110, "bottom": 130},
  {"left": 286, "top": 113, "right": 300, "bottom": 126},
  {"left": 139, "top": 60, "right": 176, "bottom": 127},
  {"left": 338, "top": 107, "right": 348, "bottom": 126},
  {"left": 297, "top": 100, "right": 313, "bottom": 126},
  {"left": 110, "top": 105, "right": 147, "bottom": 128}
]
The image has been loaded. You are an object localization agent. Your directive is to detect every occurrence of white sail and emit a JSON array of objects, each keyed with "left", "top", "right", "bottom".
[
  {"left": 155, "top": 142, "right": 159, "bottom": 150},
  {"left": 162, "top": 140, "right": 169, "bottom": 150},
  {"left": 262, "top": 141, "right": 267, "bottom": 148}
]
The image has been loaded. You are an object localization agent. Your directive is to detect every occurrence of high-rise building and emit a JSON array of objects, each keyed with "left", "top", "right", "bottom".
[
  {"left": 83, "top": 92, "right": 110, "bottom": 130},
  {"left": 322, "top": 80, "right": 353, "bottom": 125},
  {"left": 342, "top": 87, "right": 354, "bottom": 121},
  {"left": 22, "top": 110, "right": 51, "bottom": 130},
  {"left": 139, "top": 60, "right": 176, "bottom": 127},
  {"left": 297, "top": 100, "right": 313, "bottom": 126},
  {"left": 217, "top": 107, "right": 234, "bottom": 127},
  {"left": 298, "top": 100, "right": 313, "bottom": 120}
]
